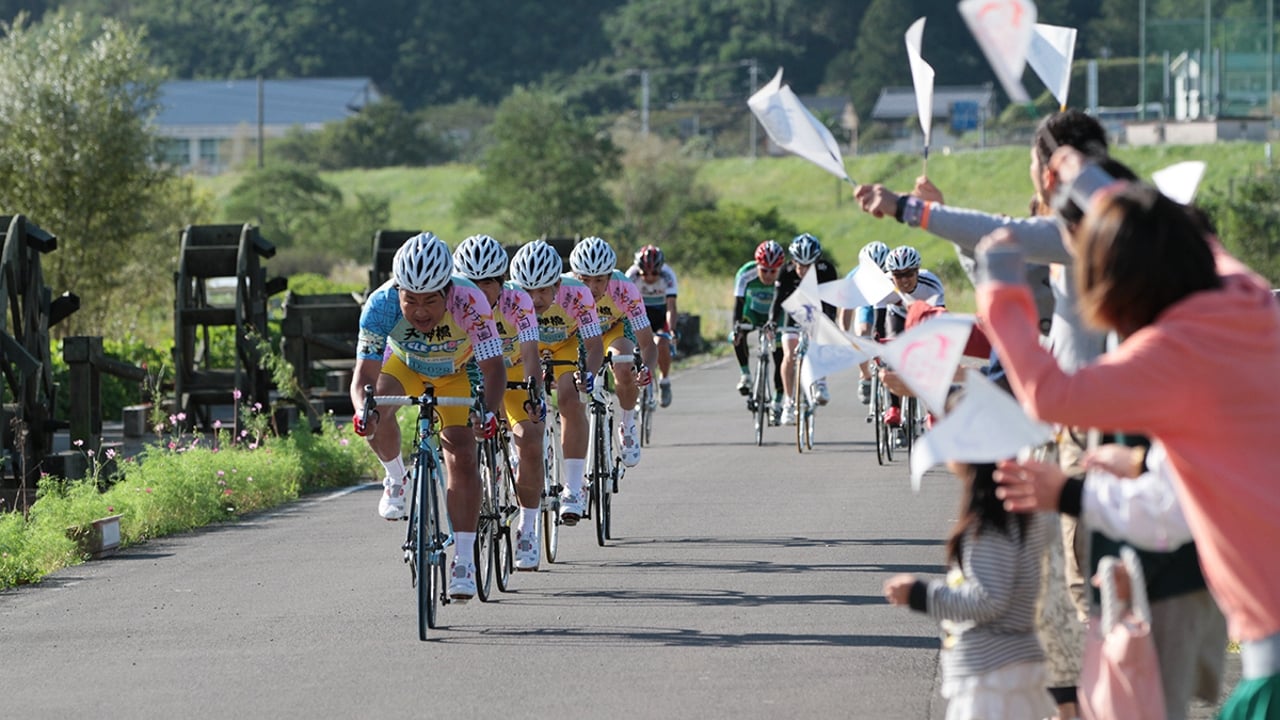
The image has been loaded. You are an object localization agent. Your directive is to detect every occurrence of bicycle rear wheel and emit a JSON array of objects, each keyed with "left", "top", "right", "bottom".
[
  {"left": 902, "top": 397, "right": 917, "bottom": 458},
  {"left": 494, "top": 441, "right": 515, "bottom": 592},
  {"left": 541, "top": 413, "right": 561, "bottom": 563},
  {"left": 474, "top": 445, "right": 497, "bottom": 602}
]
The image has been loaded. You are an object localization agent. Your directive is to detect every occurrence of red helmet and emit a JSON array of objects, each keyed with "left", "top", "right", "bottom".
[
  {"left": 636, "top": 245, "right": 664, "bottom": 274},
  {"left": 754, "top": 240, "right": 785, "bottom": 269}
]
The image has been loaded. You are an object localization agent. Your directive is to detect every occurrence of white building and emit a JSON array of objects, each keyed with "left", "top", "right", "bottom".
[{"left": 153, "top": 77, "right": 380, "bottom": 174}]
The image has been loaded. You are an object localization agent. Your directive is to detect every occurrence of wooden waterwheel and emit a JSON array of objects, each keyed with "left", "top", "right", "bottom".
[
  {"left": 0, "top": 215, "right": 77, "bottom": 490},
  {"left": 172, "top": 223, "right": 286, "bottom": 431}
]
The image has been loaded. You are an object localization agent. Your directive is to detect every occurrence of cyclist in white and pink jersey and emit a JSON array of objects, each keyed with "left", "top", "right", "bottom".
[
  {"left": 509, "top": 239, "right": 605, "bottom": 526},
  {"left": 625, "top": 244, "right": 678, "bottom": 407},
  {"left": 453, "top": 234, "right": 547, "bottom": 570},
  {"left": 569, "top": 236, "right": 658, "bottom": 469},
  {"left": 350, "top": 232, "right": 506, "bottom": 601}
]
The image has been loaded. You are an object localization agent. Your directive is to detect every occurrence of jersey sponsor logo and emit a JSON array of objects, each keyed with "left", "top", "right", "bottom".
[
  {"left": 406, "top": 325, "right": 454, "bottom": 343},
  {"left": 540, "top": 315, "right": 566, "bottom": 327},
  {"left": 402, "top": 338, "right": 466, "bottom": 355},
  {"left": 539, "top": 327, "right": 569, "bottom": 343},
  {"left": 358, "top": 340, "right": 382, "bottom": 356}
]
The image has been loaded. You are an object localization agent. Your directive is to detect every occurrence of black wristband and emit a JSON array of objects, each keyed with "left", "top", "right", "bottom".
[
  {"left": 1059, "top": 475, "right": 1085, "bottom": 517},
  {"left": 907, "top": 580, "right": 929, "bottom": 612},
  {"left": 895, "top": 194, "right": 909, "bottom": 223}
]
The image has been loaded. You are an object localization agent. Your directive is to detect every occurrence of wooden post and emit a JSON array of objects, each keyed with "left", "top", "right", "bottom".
[{"left": 63, "top": 336, "right": 104, "bottom": 456}]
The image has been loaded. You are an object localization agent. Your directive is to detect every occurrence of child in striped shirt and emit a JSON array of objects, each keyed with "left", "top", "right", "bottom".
[{"left": 884, "top": 461, "right": 1056, "bottom": 720}]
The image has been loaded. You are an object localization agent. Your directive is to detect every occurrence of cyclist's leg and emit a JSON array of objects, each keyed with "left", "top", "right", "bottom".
[
  {"left": 779, "top": 328, "right": 800, "bottom": 404},
  {"left": 369, "top": 356, "right": 420, "bottom": 519},
  {"left": 733, "top": 321, "right": 752, "bottom": 391},
  {"left": 437, "top": 372, "right": 481, "bottom": 598},
  {"left": 771, "top": 342, "right": 785, "bottom": 407},
  {"left": 503, "top": 365, "right": 544, "bottom": 566},
  {"left": 656, "top": 332, "right": 671, "bottom": 378},
  {"left": 552, "top": 341, "right": 589, "bottom": 522},
  {"left": 608, "top": 331, "right": 642, "bottom": 467}
]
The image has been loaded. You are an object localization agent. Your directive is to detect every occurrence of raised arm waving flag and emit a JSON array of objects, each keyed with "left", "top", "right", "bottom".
[{"left": 748, "top": 68, "right": 852, "bottom": 183}]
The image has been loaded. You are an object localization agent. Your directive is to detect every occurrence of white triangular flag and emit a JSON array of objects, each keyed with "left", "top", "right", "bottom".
[
  {"left": 748, "top": 68, "right": 851, "bottom": 182},
  {"left": 1152, "top": 161, "right": 1206, "bottom": 205},
  {"left": 853, "top": 260, "right": 899, "bottom": 307},
  {"left": 905, "top": 17, "right": 936, "bottom": 151},
  {"left": 819, "top": 272, "right": 870, "bottom": 309},
  {"left": 878, "top": 314, "right": 975, "bottom": 414},
  {"left": 958, "top": 0, "right": 1037, "bottom": 104},
  {"left": 1027, "top": 23, "right": 1077, "bottom": 109},
  {"left": 909, "top": 370, "right": 1054, "bottom": 490},
  {"left": 782, "top": 273, "right": 872, "bottom": 379}
]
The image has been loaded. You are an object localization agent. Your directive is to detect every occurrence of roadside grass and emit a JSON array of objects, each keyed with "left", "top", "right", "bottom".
[{"left": 0, "top": 409, "right": 379, "bottom": 589}]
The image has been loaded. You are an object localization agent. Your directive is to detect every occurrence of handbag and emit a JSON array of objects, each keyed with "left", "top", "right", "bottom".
[{"left": 1080, "top": 546, "right": 1167, "bottom": 720}]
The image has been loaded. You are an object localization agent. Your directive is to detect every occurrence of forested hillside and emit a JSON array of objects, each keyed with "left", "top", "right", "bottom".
[{"left": 5, "top": 0, "right": 1271, "bottom": 118}]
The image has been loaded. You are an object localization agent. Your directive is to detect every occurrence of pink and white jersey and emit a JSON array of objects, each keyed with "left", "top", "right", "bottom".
[
  {"left": 357, "top": 276, "right": 502, "bottom": 378},
  {"left": 532, "top": 276, "right": 601, "bottom": 345},
  {"left": 494, "top": 282, "right": 540, "bottom": 367},
  {"left": 578, "top": 269, "right": 650, "bottom": 335}
]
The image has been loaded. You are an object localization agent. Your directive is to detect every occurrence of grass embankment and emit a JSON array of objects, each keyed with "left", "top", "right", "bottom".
[
  {"left": 200, "top": 141, "right": 1267, "bottom": 331},
  {"left": 0, "top": 411, "right": 380, "bottom": 589}
]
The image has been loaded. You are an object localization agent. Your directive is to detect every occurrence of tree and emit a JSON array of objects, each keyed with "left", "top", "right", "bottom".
[
  {"left": 610, "top": 129, "right": 717, "bottom": 254},
  {"left": 0, "top": 11, "right": 192, "bottom": 337},
  {"left": 455, "top": 88, "right": 621, "bottom": 239},
  {"left": 268, "top": 98, "right": 453, "bottom": 169},
  {"left": 672, "top": 204, "right": 799, "bottom": 275},
  {"left": 224, "top": 163, "right": 389, "bottom": 270}
]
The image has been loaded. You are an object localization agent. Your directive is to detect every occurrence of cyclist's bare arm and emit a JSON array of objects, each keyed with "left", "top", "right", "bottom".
[{"left": 351, "top": 357, "right": 385, "bottom": 432}]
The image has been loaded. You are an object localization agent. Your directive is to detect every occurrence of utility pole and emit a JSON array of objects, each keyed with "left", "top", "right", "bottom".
[
  {"left": 1139, "top": 0, "right": 1147, "bottom": 120},
  {"left": 748, "top": 58, "right": 759, "bottom": 159},
  {"left": 641, "top": 70, "right": 650, "bottom": 136},
  {"left": 257, "top": 75, "right": 264, "bottom": 169}
]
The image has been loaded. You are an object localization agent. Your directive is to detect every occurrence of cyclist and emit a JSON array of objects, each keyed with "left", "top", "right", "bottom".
[
  {"left": 624, "top": 244, "right": 678, "bottom": 408},
  {"left": 839, "top": 240, "right": 891, "bottom": 405},
  {"left": 452, "top": 234, "right": 546, "bottom": 571},
  {"left": 732, "top": 240, "right": 785, "bottom": 420},
  {"left": 568, "top": 236, "right": 659, "bottom": 468},
  {"left": 876, "top": 245, "right": 946, "bottom": 428},
  {"left": 770, "top": 233, "right": 839, "bottom": 425},
  {"left": 350, "top": 232, "right": 506, "bottom": 601},
  {"left": 508, "top": 239, "right": 605, "bottom": 527}
]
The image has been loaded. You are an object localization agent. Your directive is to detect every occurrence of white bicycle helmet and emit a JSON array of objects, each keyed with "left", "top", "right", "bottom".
[
  {"left": 453, "top": 234, "right": 509, "bottom": 280},
  {"left": 885, "top": 245, "right": 922, "bottom": 272},
  {"left": 510, "top": 240, "right": 563, "bottom": 289},
  {"left": 569, "top": 236, "right": 617, "bottom": 276},
  {"left": 789, "top": 233, "right": 822, "bottom": 265},
  {"left": 858, "top": 241, "right": 890, "bottom": 271},
  {"left": 392, "top": 232, "right": 453, "bottom": 293}
]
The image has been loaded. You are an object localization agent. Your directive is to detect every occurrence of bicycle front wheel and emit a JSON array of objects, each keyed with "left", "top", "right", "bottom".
[
  {"left": 794, "top": 352, "right": 807, "bottom": 453},
  {"left": 753, "top": 355, "right": 770, "bottom": 446},
  {"left": 416, "top": 464, "right": 439, "bottom": 638},
  {"left": 542, "top": 413, "right": 561, "bottom": 563},
  {"left": 640, "top": 385, "right": 654, "bottom": 446},
  {"left": 591, "top": 409, "right": 611, "bottom": 547},
  {"left": 873, "top": 375, "right": 888, "bottom": 466}
]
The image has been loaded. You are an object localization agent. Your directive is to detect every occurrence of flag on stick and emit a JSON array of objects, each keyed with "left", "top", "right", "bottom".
[
  {"left": 905, "top": 17, "right": 936, "bottom": 166},
  {"left": 748, "top": 68, "right": 852, "bottom": 183},
  {"left": 1152, "top": 161, "right": 1206, "bottom": 205},
  {"left": 878, "top": 314, "right": 975, "bottom": 414}
]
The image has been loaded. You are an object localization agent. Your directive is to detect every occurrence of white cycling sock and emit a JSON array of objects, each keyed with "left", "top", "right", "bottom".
[
  {"left": 454, "top": 532, "right": 475, "bottom": 564},
  {"left": 519, "top": 507, "right": 539, "bottom": 533},
  {"left": 620, "top": 408, "right": 636, "bottom": 427},
  {"left": 564, "top": 458, "right": 585, "bottom": 495},
  {"left": 380, "top": 456, "right": 406, "bottom": 483}
]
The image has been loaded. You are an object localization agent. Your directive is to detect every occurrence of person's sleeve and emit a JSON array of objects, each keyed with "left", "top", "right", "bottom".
[
  {"left": 733, "top": 296, "right": 745, "bottom": 323},
  {"left": 666, "top": 267, "right": 678, "bottom": 296},
  {"left": 572, "top": 287, "right": 603, "bottom": 339},
  {"left": 512, "top": 290, "right": 540, "bottom": 345},
  {"left": 924, "top": 532, "right": 1019, "bottom": 624},
  {"left": 614, "top": 280, "right": 650, "bottom": 330},
  {"left": 924, "top": 206, "right": 1073, "bottom": 265},
  {"left": 1081, "top": 446, "right": 1193, "bottom": 552}
]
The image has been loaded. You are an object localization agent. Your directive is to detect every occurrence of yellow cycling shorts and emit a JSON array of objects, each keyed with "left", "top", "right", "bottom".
[
  {"left": 381, "top": 353, "right": 473, "bottom": 429},
  {"left": 503, "top": 363, "right": 541, "bottom": 428}
]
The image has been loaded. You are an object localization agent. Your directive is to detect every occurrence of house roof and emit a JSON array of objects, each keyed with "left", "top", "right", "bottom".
[
  {"left": 154, "top": 77, "right": 380, "bottom": 127},
  {"left": 870, "top": 85, "right": 994, "bottom": 120}
]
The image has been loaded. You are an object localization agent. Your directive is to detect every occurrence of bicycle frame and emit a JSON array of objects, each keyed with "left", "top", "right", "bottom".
[{"left": 360, "top": 384, "right": 477, "bottom": 639}]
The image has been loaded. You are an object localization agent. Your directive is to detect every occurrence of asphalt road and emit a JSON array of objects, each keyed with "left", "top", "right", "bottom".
[{"left": 0, "top": 357, "right": 1234, "bottom": 719}]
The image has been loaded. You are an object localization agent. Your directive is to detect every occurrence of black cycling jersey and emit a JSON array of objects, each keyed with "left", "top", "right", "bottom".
[{"left": 770, "top": 259, "right": 838, "bottom": 326}]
